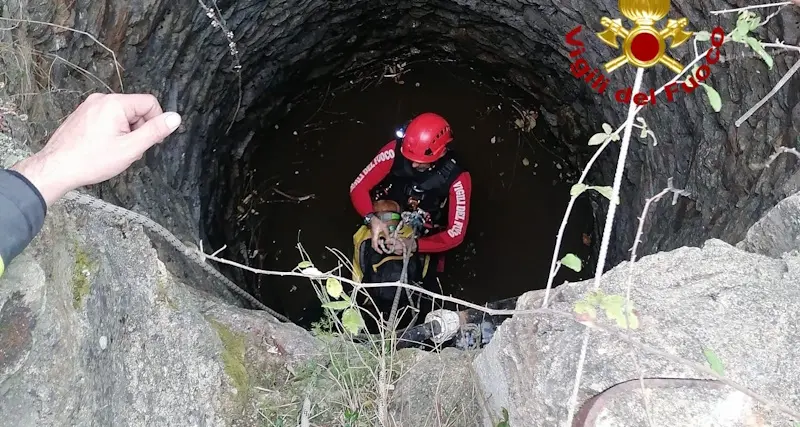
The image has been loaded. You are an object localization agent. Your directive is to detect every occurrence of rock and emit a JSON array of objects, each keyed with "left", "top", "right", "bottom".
[
  {"left": 474, "top": 238, "right": 800, "bottom": 426},
  {"left": 736, "top": 191, "right": 800, "bottom": 258},
  {"left": 390, "top": 348, "right": 484, "bottom": 427},
  {"left": 576, "top": 378, "right": 785, "bottom": 427},
  {"left": 0, "top": 177, "right": 322, "bottom": 426}
]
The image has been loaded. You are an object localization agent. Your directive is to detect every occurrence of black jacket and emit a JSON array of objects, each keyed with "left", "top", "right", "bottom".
[
  {"left": 0, "top": 168, "right": 46, "bottom": 277},
  {"left": 369, "top": 138, "right": 464, "bottom": 236}
]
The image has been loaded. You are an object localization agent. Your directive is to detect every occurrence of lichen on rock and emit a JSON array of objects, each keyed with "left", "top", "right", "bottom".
[
  {"left": 70, "top": 244, "right": 93, "bottom": 310},
  {"left": 207, "top": 316, "right": 250, "bottom": 402}
]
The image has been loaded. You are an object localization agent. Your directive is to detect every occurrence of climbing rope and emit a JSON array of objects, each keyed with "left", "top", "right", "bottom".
[
  {"left": 384, "top": 213, "right": 423, "bottom": 330},
  {"left": 61, "top": 190, "right": 291, "bottom": 323}
]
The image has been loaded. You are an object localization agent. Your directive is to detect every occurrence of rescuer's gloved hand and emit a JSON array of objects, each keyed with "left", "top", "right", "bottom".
[{"left": 369, "top": 216, "right": 391, "bottom": 253}]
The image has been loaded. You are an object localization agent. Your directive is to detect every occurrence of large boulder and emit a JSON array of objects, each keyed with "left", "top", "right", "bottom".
[
  {"left": 474, "top": 207, "right": 800, "bottom": 426},
  {"left": 0, "top": 134, "right": 321, "bottom": 427},
  {"left": 737, "top": 191, "right": 800, "bottom": 258}
]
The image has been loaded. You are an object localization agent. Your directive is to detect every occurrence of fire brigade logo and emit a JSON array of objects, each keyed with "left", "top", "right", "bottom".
[{"left": 596, "top": 0, "right": 693, "bottom": 74}]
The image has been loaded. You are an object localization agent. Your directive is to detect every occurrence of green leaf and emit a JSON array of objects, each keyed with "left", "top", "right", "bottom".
[
  {"left": 325, "top": 277, "right": 343, "bottom": 299},
  {"left": 584, "top": 290, "right": 603, "bottom": 305},
  {"left": 700, "top": 83, "right": 722, "bottom": 112},
  {"left": 736, "top": 11, "right": 756, "bottom": 33},
  {"left": 729, "top": 28, "right": 746, "bottom": 43},
  {"left": 297, "top": 261, "right": 313, "bottom": 269},
  {"left": 746, "top": 13, "right": 761, "bottom": 31},
  {"left": 561, "top": 253, "right": 582, "bottom": 272},
  {"left": 694, "top": 30, "right": 711, "bottom": 41},
  {"left": 745, "top": 36, "right": 773, "bottom": 69},
  {"left": 590, "top": 185, "right": 620, "bottom": 205},
  {"left": 502, "top": 408, "right": 509, "bottom": 421},
  {"left": 601, "top": 123, "right": 613, "bottom": 134},
  {"left": 321, "top": 301, "right": 351, "bottom": 310},
  {"left": 570, "top": 183, "right": 588, "bottom": 197},
  {"left": 573, "top": 300, "right": 596, "bottom": 318},
  {"left": 703, "top": 348, "right": 725, "bottom": 376},
  {"left": 342, "top": 308, "right": 364, "bottom": 334},
  {"left": 599, "top": 294, "right": 639, "bottom": 329},
  {"left": 588, "top": 132, "right": 608, "bottom": 146}
]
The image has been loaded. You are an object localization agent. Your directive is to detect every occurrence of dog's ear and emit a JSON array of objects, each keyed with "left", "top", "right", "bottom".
[{"left": 372, "top": 199, "right": 400, "bottom": 213}]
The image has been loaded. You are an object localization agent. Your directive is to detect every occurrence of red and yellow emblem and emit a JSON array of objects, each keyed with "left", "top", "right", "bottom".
[{"left": 596, "top": 0, "right": 693, "bottom": 74}]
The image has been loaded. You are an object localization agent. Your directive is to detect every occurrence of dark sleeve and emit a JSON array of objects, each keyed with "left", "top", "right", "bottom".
[{"left": 0, "top": 169, "right": 47, "bottom": 277}]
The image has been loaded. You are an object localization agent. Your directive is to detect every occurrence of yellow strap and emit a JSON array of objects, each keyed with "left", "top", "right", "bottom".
[
  {"left": 0, "top": 255, "right": 4, "bottom": 278},
  {"left": 371, "top": 255, "right": 405, "bottom": 272}
]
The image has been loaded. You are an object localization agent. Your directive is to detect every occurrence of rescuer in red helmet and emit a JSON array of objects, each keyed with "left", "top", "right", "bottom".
[{"left": 349, "top": 112, "right": 472, "bottom": 281}]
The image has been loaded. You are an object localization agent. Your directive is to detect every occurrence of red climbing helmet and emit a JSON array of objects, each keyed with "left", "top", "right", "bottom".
[{"left": 399, "top": 112, "right": 453, "bottom": 163}]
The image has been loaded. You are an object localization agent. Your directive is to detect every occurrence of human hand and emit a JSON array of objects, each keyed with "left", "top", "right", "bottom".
[
  {"left": 385, "top": 237, "right": 417, "bottom": 255},
  {"left": 10, "top": 93, "right": 181, "bottom": 206},
  {"left": 369, "top": 217, "right": 391, "bottom": 253}
]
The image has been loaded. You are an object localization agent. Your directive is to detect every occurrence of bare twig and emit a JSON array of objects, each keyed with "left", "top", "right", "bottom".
[
  {"left": 735, "top": 58, "right": 800, "bottom": 127},
  {"left": 710, "top": 1, "right": 793, "bottom": 14},
  {"left": 197, "top": 0, "right": 243, "bottom": 135},
  {"left": 201, "top": 251, "right": 535, "bottom": 316},
  {"left": 621, "top": 179, "right": 690, "bottom": 427},
  {"left": 0, "top": 16, "right": 124, "bottom": 91},
  {"left": 541, "top": 130, "right": 616, "bottom": 307},
  {"left": 749, "top": 146, "right": 800, "bottom": 170},
  {"left": 565, "top": 67, "right": 645, "bottom": 427},
  {"left": 762, "top": 42, "right": 800, "bottom": 52},
  {"left": 272, "top": 187, "right": 315, "bottom": 202}
]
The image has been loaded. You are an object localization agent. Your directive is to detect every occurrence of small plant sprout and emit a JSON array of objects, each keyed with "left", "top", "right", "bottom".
[
  {"left": 703, "top": 348, "right": 725, "bottom": 376},
  {"left": 729, "top": 11, "right": 774, "bottom": 69},
  {"left": 587, "top": 122, "right": 622, "bottom": 146},
  {"left": 570, "top": 183, "right": 620, "bottom": 205},
  {"left": 573, "top": 290, "right": 639, "bottom": 329},
  {"left": 633, "top": 117, "right": 658, "bottom": 146}
]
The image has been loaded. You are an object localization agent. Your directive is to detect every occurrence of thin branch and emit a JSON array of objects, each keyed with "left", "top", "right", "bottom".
[
  {"left": 0, "top": 16, "right": 124, "bottom": 92},
  {"left": 710, "top": 1, "right": 793, "bottom": 14},
  {"left": 758, "top": 5, "right": 788, "bottom": 27},
  {"left": 749, "top": 146, "right": 800, "bottom": 170},
  {"left": 201, "top": 251, "right": 540, "bottom": 316},
  {"left": 762, "top": 42, "right": 800, "bottom": 52},
  {"left": 566, "top": 332, "right": 591, "bottom": 427},
  {"left": 565, "top": 67, "right": 645, "bottom": 427},
  {"left": 735, "top": 58, "right": 800, "bottom": 127},
  {"left": 272, "top": 187, "right": 315, "bottom": 201},
  {"left": 592, "top": 67, "right": 645, "bottom": 290}
]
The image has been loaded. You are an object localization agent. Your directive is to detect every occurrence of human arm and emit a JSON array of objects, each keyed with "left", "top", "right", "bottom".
[
  {"left": 416, "top": 171, "right": 472, "bottom": 253},
  {"left": 0, "top": 93, "right": 182, "bottom": 277},
  {"left": 349, "top": 141, "right": 397, "bottom": 252},
  {"left": 349, "top": 141, "right": 396, "bottom": 217},
  {"left": 0, "top": 169, "right": 46, "bottom": 277}
]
